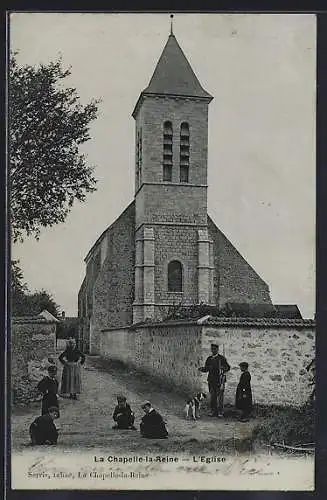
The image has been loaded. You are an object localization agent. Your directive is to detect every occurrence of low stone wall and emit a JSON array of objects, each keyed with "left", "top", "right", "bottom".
[
  {"left": 12, "top": 316, "right": 57, "bottom": 405},
  {"left": 100, "top": 317, "right": 315, "bottom": 407},
  {"left": 101, "top": 322, "right": 203, "bottom": 395},
  {"left": 201, "top": 318, "right": 315, "bottom": 407},
  {"left": 101, "top": 327, "right": 135, "bottom": 366}
]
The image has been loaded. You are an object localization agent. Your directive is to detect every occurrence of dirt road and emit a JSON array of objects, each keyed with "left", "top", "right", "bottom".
[{"left": 11, "top": 356, "right": 258, "bottom": 454}]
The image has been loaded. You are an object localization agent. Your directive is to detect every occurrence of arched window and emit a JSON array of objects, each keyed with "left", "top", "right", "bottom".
[
  {"left": 168, "top": 260, "right": 183, "bottom": 292},
  {"left": 163, "top": 121, "right": 173, "bottom": 182},
  {"left": 180, "top": 122, "right": 189, "bottom": 183}
]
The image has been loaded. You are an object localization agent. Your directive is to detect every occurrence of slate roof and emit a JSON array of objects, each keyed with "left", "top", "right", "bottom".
[
  {"left": 138, "top": 33, "right": 212, "bottom": 105},
  {"left": 274, "top": 304, "right": 303, "bottom": 319},
  {"left": 61, "top": 316, "right": 79, "bottom": 323}
]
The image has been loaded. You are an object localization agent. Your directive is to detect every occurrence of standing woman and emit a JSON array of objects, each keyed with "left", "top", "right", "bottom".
[{"left": 58, "top": 338, "right": 85, "bottom": 400}]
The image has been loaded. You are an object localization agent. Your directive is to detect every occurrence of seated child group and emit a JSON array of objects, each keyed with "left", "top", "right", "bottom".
[{"left": 29, "top": 364, "right": 169, "bottom": 445}]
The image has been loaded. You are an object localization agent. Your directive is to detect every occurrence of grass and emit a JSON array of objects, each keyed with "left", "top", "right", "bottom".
[{"left": 253, "top": 403, "right": 315, "bottom": 446}]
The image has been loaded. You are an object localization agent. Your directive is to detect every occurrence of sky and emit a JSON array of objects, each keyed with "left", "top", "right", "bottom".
[{"left": 10, "top": 13, "right": 316, "bottom": 318}]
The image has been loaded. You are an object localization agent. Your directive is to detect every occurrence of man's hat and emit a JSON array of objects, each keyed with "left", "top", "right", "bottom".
[
  {"left": 211, "top": 343, "right": 219, "bottom": 349},
  {"left": 117, "top": 394, "right": 127, "bottom": 401},
  {"left": 239, "top": 362, "right": 249, "bottom": 369},
  {"left": 141, "top": 400, "right": 151, "bottom": 409}
]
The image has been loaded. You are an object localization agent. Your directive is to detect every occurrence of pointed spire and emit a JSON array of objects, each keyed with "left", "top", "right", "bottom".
[
  {"left": 170, "top": 14, "right": 174, "bottom": 35},
  {"left": 142, "top": 32, "right": 213, "bottom": 100}
]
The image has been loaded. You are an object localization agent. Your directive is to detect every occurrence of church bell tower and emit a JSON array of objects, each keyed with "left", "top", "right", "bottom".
[{"left": 132, "top": 21, "right": 214, "bottom": 323}]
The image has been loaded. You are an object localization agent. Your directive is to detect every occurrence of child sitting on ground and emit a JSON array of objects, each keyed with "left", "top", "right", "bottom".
[
  {"left": 112, "top": 395, "right": 136, "bottom": 430},
  {"left": 29, "top": 406, "right": 59, "bottom": 445},
  {"left": 140, "top": 401, "right": 168, "bottom": 439}
]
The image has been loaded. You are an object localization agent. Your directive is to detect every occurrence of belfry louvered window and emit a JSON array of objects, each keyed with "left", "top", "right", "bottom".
[
  {"left": 163, "top": 121, "right": 173, "bottom": 182},
  {"left": 180, "top": 122, "right": 189, "bottom": 183}
]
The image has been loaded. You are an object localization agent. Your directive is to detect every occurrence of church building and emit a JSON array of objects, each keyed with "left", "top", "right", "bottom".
[{"left": 78, "top": 28, "right": 272, "bottom": 354}]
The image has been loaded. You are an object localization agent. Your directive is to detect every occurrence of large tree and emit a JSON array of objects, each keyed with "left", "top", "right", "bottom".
[{"left": 9, "top": 53, "right": 100, "bottom": 242}]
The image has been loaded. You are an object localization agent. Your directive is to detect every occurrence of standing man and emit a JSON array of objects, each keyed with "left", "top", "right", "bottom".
[{"left": 199, "top": 343, "right": 230, "bottom": 417}]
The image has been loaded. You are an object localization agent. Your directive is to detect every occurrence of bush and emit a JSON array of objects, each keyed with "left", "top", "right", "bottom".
[
  {"left": 12, "top": 375, "right": 40, "bottom": 405},
  {"left": 254, "top": 404, "right": 315, "bottom": 445}
]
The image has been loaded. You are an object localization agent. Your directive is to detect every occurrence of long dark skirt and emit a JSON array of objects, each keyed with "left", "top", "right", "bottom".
[
  {"left": 235, "top": 386, "right": 253, "bottom": 415},
  {"left": 60, "top": 362, "right": 82, "bottom": 394}
]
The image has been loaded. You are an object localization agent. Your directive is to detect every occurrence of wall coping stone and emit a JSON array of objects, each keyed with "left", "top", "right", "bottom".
[
  {"left": 12, "top": 316, "right": 56, "bottom": 324},
  {"left": 202, "top": 316, "right": 315, "bottom": 328},
  {"left": 101, "top": 316, "right": 315, "bottom": 333},
  {"left": 101, "top": 319, "right": 201, "bottom": 333}
]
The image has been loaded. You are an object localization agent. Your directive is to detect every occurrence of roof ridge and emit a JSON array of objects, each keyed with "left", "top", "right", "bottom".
[
  {"left": 203, "top": 316, "right": 315, "bottom": 327},
  {"left": 84, "top": 200, "right": 135, "bottom": 262}
]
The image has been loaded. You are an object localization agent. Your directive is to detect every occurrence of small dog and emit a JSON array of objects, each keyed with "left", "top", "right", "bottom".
[{"left": 185, "top": 392, "right": 207, "bottom": 420}]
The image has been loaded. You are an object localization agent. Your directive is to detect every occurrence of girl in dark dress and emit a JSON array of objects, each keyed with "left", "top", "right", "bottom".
[
  {"left": 235, "top": 362, "right": 253, "bottom": 422},
  {"left": 58, "top": 338, "right": 85, "bottom": 400},
  {"left": 29, "top": 406, "right": 59, "bottom": 445},
  {"left": 37, "top": 365, "right": 60, "bottom": 416}
]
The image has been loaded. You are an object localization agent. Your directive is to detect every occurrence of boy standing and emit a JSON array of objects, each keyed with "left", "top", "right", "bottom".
[{"left": 235, "top": 362, "right": 253, "bottom": 422}]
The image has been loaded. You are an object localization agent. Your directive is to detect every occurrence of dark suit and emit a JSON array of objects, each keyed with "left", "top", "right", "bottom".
[
  {"left": 140, "top": 409, "right": 168, "bottom": 439},
  {"left": 200, "top": 354, "right": 230, "bottom": 415}
]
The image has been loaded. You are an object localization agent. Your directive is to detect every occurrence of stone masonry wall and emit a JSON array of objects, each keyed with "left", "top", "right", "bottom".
[
  {"left": 101, "top": 323, "right": 203, "bottom": 395},
  {"left": 202, "top": 322, "right": 315, "bottom": 407},
  {"left": 90, "top": 202, "right": 135, "bottom": 353},
  {"left": 78, "top": 278, "right": 90, "bottom": 352},
  {"left": 135, "top": 184, "right": 207, "bottom": 228},
  {"left": 137, "top": 96, "right": 209, "bottom": 186},
  {"left": 208, "top": 216, "right": 272, "bottom": 306},
  {"left": 153, "top": 225, "right": 199, "bottom": 306},
  {"left": 12, "top": 318, "right": 57, "bottom": 404},
  {"left": 78, "top": 244, "right": 103, "bottom": 353},
  {"left": 134, "top": 95, "right": 209, "bottom": 230},
  {"left": 100, "top": 319, "right": 315, "bottom": 407}
]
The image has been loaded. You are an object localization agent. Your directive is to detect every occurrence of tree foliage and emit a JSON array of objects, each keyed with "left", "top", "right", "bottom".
[
  {"left": 11, "top": 259, "right": 28, "bottom": 296},
  {"left": 9, "top": 53, "right": 100, "bottom": 242},
  {"left": 11, "top": 260, "right": 60, "bottom": 317}
]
